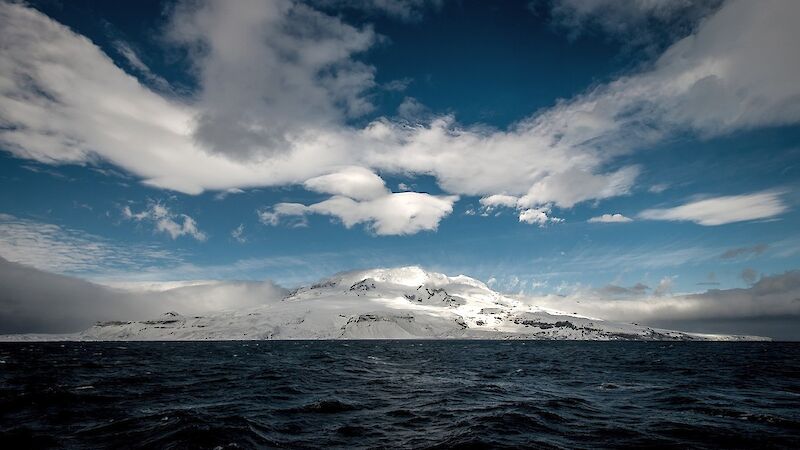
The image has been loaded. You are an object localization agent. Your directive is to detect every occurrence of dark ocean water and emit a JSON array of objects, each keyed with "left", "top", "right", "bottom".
[{"left": 1, "top": 341, "right": 799, "bottom": 449}]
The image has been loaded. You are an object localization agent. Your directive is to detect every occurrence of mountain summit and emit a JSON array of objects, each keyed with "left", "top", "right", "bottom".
[{"left": 4, "top": 267, "right": 766, "bottom": 341}]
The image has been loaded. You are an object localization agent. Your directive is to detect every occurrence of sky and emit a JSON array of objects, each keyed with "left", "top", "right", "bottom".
[{"left": 1, "top": 0, "right": 800, "bottom": 338}]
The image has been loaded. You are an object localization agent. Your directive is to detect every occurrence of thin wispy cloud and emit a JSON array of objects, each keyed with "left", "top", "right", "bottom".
[
  {"left": 543, "top": 0, "right": 724, "bottom": 49},
  {"left": 231, "top": 224, "right": 246, "bottom": 243},
  {"left": 112, "top": 40, "right": 173, "bottom": 92},
  {"left": 638, "top": 191, "right": 788, "bottom": 226},
  {"left": 0, "top": 214, "right": 181, "bottom": 275},
  {"left": 720, "top": 243, "right": 769, "bottom": 260}
]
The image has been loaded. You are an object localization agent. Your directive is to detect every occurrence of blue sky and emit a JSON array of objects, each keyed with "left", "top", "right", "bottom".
[{"left": 1, "top": 0, "right": 799, "bottom": 313}]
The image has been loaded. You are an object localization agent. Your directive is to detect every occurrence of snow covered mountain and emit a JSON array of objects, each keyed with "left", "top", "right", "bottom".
[{"left": 2, "top": 267, "right": 767, "bottom": 341}]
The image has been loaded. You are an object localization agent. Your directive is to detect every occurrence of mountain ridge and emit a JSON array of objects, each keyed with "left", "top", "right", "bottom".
[{"left": 0, "top": 266, "right": 769, "bottom": 341}]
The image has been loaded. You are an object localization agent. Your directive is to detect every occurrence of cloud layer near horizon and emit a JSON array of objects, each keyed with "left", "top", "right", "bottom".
[
  {"left": 0, "top": 256, "right": 287, "bottom": 334},
  {"left": 522, "top": 270, "right": 800, "bottom": 339},
  {"left": 2, "top": 0, "right": 798, "bottom": 233},
  {"left": 1, "top": 256, "right": 798, "bottom": 339}
]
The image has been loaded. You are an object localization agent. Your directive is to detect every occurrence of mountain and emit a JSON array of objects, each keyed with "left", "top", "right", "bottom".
[{"left": 1, "top": 267, "right": 767, "bottom": 341}]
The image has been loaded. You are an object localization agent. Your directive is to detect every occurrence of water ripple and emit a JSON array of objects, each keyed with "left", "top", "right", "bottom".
[{"left": 1, "top": 341, "right": 799, "bottom": 449}]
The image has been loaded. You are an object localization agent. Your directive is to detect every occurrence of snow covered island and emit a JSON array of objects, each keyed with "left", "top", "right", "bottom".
[{"left": 2, "top": 267, "right": 767, "bottom": 341}]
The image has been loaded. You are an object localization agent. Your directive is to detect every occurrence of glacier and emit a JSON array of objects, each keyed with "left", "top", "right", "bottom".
[{"left": 0, "top": 267, "right": 767, "bottom": 341}]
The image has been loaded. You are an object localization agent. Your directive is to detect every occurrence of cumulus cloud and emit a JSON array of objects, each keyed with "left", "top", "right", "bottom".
[
  {"left": 518, "top": 208, "right": 563, "bottom": 227},
  {"left": 588, "top": 213, "right": 633, "bottom": 223},
  {"left": 479, "top": 195, "right": 520, "bottom": 210},
  {"left": 166, "top": 0, "right": 377, "bottom": 160},
  {"left": 313, "top": 193, "right": 458, "bottom": 234},
  {"left": 0, "top": 256, "right": 286, "bottom": 334},
  {"left": 478, "top": 195, "right": 564, "bottom": 226},
  {"left": 259, "top": 191, "right": 458, "bottom": 235},
  {"left": 1, "top": 0, "right": 798, "bottom": 232},
  {"left": 638, "top": 191, "right": 788, "bottom": 226},
  {"left": 123, "top": 202, "right": 207, "bottom": 241},
  {"left": 258, "top": 167, "right": 458, "bottom": 235},
  {"left": 2, "top": 0, "right": 631, "bottom": 212}
]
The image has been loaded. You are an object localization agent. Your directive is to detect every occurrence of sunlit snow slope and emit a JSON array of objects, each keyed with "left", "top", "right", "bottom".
[{"left": 2, "top": 267, "right": 767, "bottom": 341}]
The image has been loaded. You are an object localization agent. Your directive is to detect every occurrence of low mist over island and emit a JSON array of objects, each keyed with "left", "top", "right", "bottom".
[{"left": 1, "top": 266, "right": 770, "bottom": 341}]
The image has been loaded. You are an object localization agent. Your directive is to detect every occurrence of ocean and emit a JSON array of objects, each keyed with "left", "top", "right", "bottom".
[{"left": 1, "top": 341, "right": 798, "bottom": 449}]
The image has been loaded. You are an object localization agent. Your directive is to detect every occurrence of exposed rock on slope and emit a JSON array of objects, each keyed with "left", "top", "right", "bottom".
[{"left": 2, "top": 267, "right": 767, "bottom": 341}]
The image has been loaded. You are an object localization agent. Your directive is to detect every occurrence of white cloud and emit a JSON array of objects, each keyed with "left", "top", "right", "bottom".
[
  {"left": 0, "top": 1, "right": 642, "bottom": 208},
  {"left": 518, "top": 208, "right": 563, "bottom": 227},
  {"left": 479, "top": 195, "right": 564, "bottom": 226},
  {"left": 259, "top": 167, "right": 458, "bottom": 235},
  {"left": 123, "top": 202, "right": 208, "bottom": 241},
  {"left": 588, "top": 213, "right": 633, "bottom": 223},
  {"left": 0, "top": 0, "right": 798, "bottom": 233},
  {"left": 231, "top": 224, "right": 246, "bottom": 243},
  {"left": 638, "top": 191, "right": 788, "bottom": 226},
  {"left": 519, "top": 166, "right": 640, "bottom": 209},
  {"left": 112, "top": 40, "right": 172, "bottom": 92},
  {"left": 303, "top": 166, "right": 388, "bottom": 200},
  {"left": 565, "top": 0, "right": 800, "bottom": 136},
  {"left": 214, "top": 188, "right": 245, "bottom": 200},
  {"left": 259, "top": 192, "right": 458, "bottom": 235},
  {"left": 313, "top": 193, "right": 458, "bottom": 235},
  {"left": 257, "top": 202, "right": 311, "bottom": 228},
  {"left": 479, "top": 194, "right": 519, "bottom": 209},
  {"left": 166, "top": 0, "right": 377, "bottom": 161},
  {"left": 0, "top": 214, "right": 180, "bottom": 274}
]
